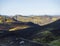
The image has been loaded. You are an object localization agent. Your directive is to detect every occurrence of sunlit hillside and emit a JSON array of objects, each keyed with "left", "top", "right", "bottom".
[
  {"left": 0, "top": 15, "right": 15, "bottom": 23},
  {"left": 9, "top": 25, "right": 30, "bottom": 31},
  {"left": 13, "top": 15, "right": 60, "bottom": 25},
  {"left": 0, "top": 15, "right": 30, "bottom": 31}
]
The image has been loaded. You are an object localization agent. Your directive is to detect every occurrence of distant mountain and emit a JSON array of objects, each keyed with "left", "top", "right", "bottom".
[
  {"left": 0, "top": 15, "right": 16, "bottom": 23},
  {"left": 0, "top": 15, "right": 31, "bottom": 31},
  {"left": 13, "top": 15, "right": 60, "bottom": 25}
]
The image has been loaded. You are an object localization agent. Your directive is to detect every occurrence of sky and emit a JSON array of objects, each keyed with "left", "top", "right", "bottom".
[{"left": 0, "top": 0, "right": 60, "bottom": 16}]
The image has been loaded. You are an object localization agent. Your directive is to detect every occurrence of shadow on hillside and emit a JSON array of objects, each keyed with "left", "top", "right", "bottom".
[
  {"left": 43, "top": 19, "right": 60, "bottom": 36},
  {"left": 0, "top": 19, "right": 60, "bottom": 39},
  {"left": 43, "top": 19, "right": 60, "bottom": 29},
  {"left": 0, "top": 19, "right": 60, "bottom": 46},
  {"left": 0, "top": 22, "right": 48, "bottom": 46}
]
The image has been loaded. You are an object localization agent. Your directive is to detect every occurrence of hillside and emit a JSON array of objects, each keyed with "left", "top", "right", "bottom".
[
  {"left": 31, "top": 19, "right": 60, "bottom": 46},
  {"left": 0, "top": 15, "right": 42, "bottom": 38},
  {"left": 0, "top": 15, "right": 60, "bottom": 46},
  {"left": 0, "top": 15, "right": 31, "bottom": 31},
  {"left": 13, "top": 15, "right": 60, "bottom": 25}
]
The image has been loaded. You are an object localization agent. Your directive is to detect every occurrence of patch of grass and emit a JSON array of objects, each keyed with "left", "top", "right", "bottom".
[{"left": 49, "top": 39, "right": 60, "bottom": 46}]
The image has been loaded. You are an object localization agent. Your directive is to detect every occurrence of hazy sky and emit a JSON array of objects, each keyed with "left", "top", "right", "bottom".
[{"left": 0, "top": 0, "right": 60, "bottom": 16}]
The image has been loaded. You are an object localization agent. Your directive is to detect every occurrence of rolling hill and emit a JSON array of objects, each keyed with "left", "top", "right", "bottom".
[{"left": 0, "top": 15, "right": 60, "bottom": 46}]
